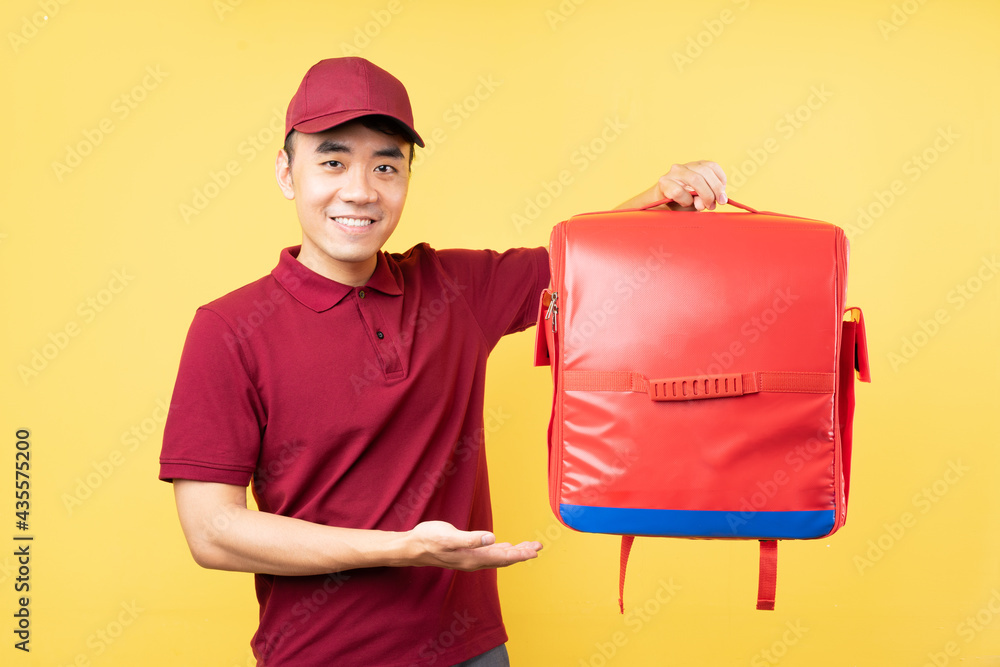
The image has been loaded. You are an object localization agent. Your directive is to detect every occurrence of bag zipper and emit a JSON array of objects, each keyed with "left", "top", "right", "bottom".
[
  {"left": 548, "top": 221, "right": 568, "bottom": 519},
  {"left": 544, "top": 291, "right": 558, "bottom": 332},
  {"left": 832, "top": 226, "right": 849, "bottom": 533}
]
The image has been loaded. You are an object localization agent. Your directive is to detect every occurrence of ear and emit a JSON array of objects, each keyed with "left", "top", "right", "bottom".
[{"left": 275, "top": 149, "right": 295, "bottom": 200}]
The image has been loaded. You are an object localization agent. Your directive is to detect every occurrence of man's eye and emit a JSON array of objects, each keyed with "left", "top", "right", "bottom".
[
  {"left": 324, "top": 160, "right": 343, "bottom": 168},
  {"left": 374, "top": 165, "right": 395, "bottom": 174}
]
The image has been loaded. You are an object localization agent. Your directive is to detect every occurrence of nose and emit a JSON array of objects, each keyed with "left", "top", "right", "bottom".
[{"left": 337, "top": 165, "right": 378, "bottom": 205}]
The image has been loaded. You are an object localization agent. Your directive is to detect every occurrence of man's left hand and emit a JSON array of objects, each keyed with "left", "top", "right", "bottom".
[{"left": 616, "top": 160, "right": 728, "bottom": 212}]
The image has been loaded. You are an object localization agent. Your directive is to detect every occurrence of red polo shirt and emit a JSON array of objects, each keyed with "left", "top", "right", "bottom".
[{"left": 159, "top": 243, "right": 549, "bottom": 667}]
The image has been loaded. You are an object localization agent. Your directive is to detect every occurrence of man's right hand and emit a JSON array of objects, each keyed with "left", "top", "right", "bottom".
[
  {"left": 173, "top": 480, "right": 542, "bottom": 576},
  {"left": 402, "top": 520, "right": 543, "bottom": 571}
]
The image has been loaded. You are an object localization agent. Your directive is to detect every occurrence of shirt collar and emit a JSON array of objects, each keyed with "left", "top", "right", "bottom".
[{"left": 272, "top": 246, "right": 403, "bottom": 313}]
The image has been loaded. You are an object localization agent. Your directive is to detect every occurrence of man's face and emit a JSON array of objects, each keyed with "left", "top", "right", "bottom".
[{"left": 276, "top": 120, "right": 410, "bottom": 285}]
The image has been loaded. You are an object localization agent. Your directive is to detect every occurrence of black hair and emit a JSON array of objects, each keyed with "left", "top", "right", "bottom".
[{"left": 283, "top": 116, "right": 416, "bottom": 171}]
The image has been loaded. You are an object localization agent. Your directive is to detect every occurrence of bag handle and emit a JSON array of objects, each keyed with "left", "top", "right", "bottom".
[
  {"left": 637, "top": 196, "right": 759, "bottom": 214},
  {"left": 562, "top": 369, "right": 836, "bottom": 400},
  {"left": 572, "top": 193, "right": 763, "bottom": 218}
]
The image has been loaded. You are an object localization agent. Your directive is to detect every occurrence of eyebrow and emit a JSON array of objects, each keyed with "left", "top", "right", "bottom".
[{"left": 314, "top": 140, "right": 405, "bottom": 160}]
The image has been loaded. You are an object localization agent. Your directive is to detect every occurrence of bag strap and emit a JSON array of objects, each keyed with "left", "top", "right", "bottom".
[
  {"left": 838, "top": 307, "right": 872, "bottom": 510},
  {"left": 756, "top": 540, "right": 778, "bottom": 611},
  {"left": 571, "top": 194, "right": 826, "bottom": 225},
  {"left": 564, "top": 370, "right": 835, "bottom": 401},
  {"left": 618, "top": 535, "right": 635, "bottom": 614},
  {"left": 634, "top": 196, "right": 760, "bottom": 214},
  {"left": 845, "top": 307, "right": 871, "bottom": 383},
  {"left": 619, "top": 536, "right": 779, "bottom": 611},
  {"left": 579, "top": 196, "right": 761, "bottom": 216}
]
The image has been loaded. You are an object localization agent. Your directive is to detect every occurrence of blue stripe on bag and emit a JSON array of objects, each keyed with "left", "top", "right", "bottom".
[{"left": 559, "top": 504, "right": 835, "bottom": 539}]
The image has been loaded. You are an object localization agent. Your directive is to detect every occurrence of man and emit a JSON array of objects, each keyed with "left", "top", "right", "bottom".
[{"left": 159, "top": 57, "right": 726, "bottom": 666}]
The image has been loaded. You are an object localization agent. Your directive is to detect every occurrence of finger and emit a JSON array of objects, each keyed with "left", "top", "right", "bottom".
[
  {"left": 686, "top": 161, "right": 727, "bottom": 208},
  {"left": 455, "top": 544, "right": 542, "bottom": 571},
  {"left": 707, "top": 161, "right": 728, "bottom": 195},
  {"left": 656, "top": 171, "right": 697, "bottom": 208},
  {"left": 474, "top": 531, "right": 496, "bottom": 547},
  {"left": 485, "top": 543, "right": 539, "bottom": 558},
  {"left": 678, "top": 167, "right": 717, "bottom": 211},
  {"left": 659, "top": 164, "right": 717, "bottom": 210},
  {"left": 446, "top": 530, "right": 495, "bottom": 549},
  {"left": 505, "top": 545, "right": 541, "bottom": 561},
  {"left": 517, "top": 541, "right": 545, "bottom": 551},
  {"left": 492, "top": 545, "right": 539, "bottom": 566},
  {"left": 511, "top": 540, "right": 544, "bottom": 551}
]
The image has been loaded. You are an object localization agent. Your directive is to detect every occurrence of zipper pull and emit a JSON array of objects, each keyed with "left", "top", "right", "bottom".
[{"left": 545, "top": 291, "right": 558, "bottom": 332}]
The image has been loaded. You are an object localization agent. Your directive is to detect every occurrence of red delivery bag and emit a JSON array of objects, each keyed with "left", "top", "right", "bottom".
[{"left": 534, "top": 197, "right": 871, "bottom": 611}]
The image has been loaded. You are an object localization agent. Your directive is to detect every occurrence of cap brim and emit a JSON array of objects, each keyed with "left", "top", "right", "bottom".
[{"left": 292, "top": 110, "right": 425, "bottom": 147}]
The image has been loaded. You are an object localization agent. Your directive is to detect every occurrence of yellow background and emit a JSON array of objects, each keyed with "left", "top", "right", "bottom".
[{"left": 2, "top": 0, "right": 998, "bottom": 665}]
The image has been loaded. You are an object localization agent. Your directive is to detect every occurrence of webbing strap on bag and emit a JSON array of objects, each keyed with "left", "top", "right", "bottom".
[
  {"left": 618, "top": 535, "right": 778, "bottom": 614},
  {"left": 618, "top": 535, "right": 635, "bottom": 614},
  {"left": 619, "top": 537, "right": 779, "bottom": 612},
  {"left": 756, "top": 540, "right": 778, "bottom": 611},
  {"left": 563, "top": 371, "right": 836, "bottom": 400}
]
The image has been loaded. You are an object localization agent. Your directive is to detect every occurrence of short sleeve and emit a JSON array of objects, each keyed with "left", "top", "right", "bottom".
[
  {"left": 158, "top": 307, "right": 265, "bottom": 485},
  {"left": 434, "top": 246, "right": 550, "bottom": 348}
]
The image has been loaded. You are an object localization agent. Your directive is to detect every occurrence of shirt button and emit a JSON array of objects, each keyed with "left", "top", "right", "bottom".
[
  {"left": 359, "top": 290, "right": 366, "bottom": 299},
  {"left": 376, "top": 331, "right": 384, "bottom": 339}
]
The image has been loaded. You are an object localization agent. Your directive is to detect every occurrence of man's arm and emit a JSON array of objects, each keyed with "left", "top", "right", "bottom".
[
  {"left": 173, "top": 479, "right": 542, "bottom": 576},
  {"left": 615, "top": 160, "right": 728, "bottom": 211}
]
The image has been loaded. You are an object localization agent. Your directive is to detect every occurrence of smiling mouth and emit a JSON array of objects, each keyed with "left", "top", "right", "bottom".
[{"left": 332, "top": 216, "right": 375, "bottom": 228}]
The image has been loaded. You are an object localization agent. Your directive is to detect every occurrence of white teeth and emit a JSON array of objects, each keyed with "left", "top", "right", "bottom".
[{"left": 333, "top": 217, "right": 374, "bottom": 227}]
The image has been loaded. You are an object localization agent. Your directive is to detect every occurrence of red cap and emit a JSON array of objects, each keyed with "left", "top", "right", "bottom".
[{"left": 285, "top": 57, "right": 424, "bottom": 147}]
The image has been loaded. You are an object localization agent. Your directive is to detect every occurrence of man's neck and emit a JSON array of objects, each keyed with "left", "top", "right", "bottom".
[{"left": 295, "top": 248, "right": 378, "bottom": 287}]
